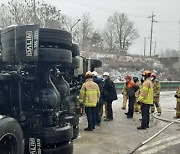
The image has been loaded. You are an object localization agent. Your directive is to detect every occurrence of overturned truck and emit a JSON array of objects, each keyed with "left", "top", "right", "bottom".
[{"left": 0, "top": 25, "right": 102, "bottom": 154}]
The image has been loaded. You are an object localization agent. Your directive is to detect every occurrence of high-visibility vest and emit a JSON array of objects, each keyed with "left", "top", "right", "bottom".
[{"left": 138, "top": 78, "right": 153, "bottom": 105}]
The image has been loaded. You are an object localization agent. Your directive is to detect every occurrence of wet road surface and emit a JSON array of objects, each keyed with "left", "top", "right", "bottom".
[{"left": 74, "top": 91, "right": 180, "bottom": 154}]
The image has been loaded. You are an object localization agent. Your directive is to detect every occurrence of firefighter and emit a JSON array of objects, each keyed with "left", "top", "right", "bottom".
[
  {"left": 92, "top": 71, "right": 104, "bottom": 126},
  {"left": 121, "top": 83, "right": 128, "bottom": 110},
  {"left": 133, "top": 76, "right": 141, "bottom": 113},
  {"left": 137, "top": 70, "right": 153, "bottom": 130},
  {"left": 151, "top": 73, "right": 161, "bottom": 116},
  {"left": 102, "top": 72, "right": 118, "bottom": 121},
  {"left": 79, "top": 71, "right": 100, "bottom": 131},
  {"left": 124, "top": 75, "right": 139, "bottom": 118},
  {"left": 174, "top": 86, "right": 180, "bottom": 118}
]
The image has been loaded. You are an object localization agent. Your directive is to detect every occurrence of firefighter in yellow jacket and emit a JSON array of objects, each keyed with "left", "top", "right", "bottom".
[
  {"left": 79, "top": 71, "right": 100, "bottom": 131},
  {"left": 174, "top": 86, "right": 180, "bottom": 118},
  {"left": 121, "top": 84, "right": 128, "bottom": 109},
  {"left": 137, "top": 70, "right": 153, "bottom": 130},
  {"left": 151, "top": 73, "right": 161, "bottom": 116}
]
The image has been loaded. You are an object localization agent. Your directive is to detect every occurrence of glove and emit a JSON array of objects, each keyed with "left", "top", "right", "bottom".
[{"left": 174, "top": 94, "right": 179, "bottom": 98}]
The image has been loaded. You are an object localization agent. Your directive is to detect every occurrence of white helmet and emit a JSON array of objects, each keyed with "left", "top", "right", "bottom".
[
  {"left": 92, "top": 71, "right": 98, "bottom": 77},
  {"left": 103, "top": 72, "right": 109, "bottom": 76}
]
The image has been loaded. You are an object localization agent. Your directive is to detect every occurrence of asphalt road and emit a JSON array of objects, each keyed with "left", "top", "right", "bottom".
[{"left": 74, "top": 91, "right": 180, "bottom": 154}]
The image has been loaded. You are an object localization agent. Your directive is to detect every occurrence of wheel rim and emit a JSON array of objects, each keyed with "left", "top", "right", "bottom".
[{"left": 0, "top": 133, "right": 18, "bottom": 154}]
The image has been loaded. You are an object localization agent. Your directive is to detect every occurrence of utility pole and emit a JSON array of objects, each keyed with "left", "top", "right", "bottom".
[
  {"left": 179, "top": 20, "right": 180, "bottom": 52},
  {"left": 148, "top": 12, "right": 158, "bottom": 57},
  {"left": 154, "top": 41, "right": 156, "bottom": 56},
  {"left": 33, "top": 0, "right": 36, "bottom": 16},
  {"left": 144, "top": 37, "right": 146, "bottom": 56}
]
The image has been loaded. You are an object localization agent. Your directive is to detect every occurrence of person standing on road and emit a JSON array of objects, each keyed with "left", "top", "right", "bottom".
[
  {"left": 133, "top": 76, "right": 141, "bottom": 113},
  {"left": 102, "top": 72, "right": 118, "bottom": 121},
  {"left": 124, "top": 75, "right": 139, "bottom": 118},
  {"left": 151, "top": 73, "right": 161, "bottom": 116},
  {"left": 137, "top": 70, "right": 153, "bottom": 130},
  {"left": 121, "top": 83, "right": 128, "bottom": 110},
  {"left": 79, "top": 71, "right": 100, "bottom": 131},
  {"left": 92, "top": 71, "right": 104, "bottom": 126},
  {"left": 174, "top": 86, "right": 180, "bottom": 118}
]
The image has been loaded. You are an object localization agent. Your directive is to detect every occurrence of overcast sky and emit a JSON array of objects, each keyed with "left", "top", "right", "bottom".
[{"left": 43, "top": 0, "right": 180, "bottom": 55}]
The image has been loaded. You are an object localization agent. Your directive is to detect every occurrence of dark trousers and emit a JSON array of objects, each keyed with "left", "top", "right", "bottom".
[
  {"left": 141, "top": 103, "right": 150, "bottom": 128},
  {"left": 127, "top": 95, "right": 136, "bottom": 117},
  {"left": 107, "top": 100, "right": 113, "bottom": 119},
  {"left": 85, "top": 107, "right": 96, "bottom": 129},
  {"left": 96, "top": 103, "right": 101, "bottom": 124}
]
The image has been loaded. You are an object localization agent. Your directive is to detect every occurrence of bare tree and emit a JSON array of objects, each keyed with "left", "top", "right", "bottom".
[
  {"left": 0, "top": 0, "right": 65, "bottom": 29},
  {"left": 78, "top": 13, "right": 94, "bottom": 51},
  {"left": 160, "top": 48, "right": 179, "bottom": 58},
  {"left": 103, "top": 23, "right": 116, "bottom": 52},
  {"left": 104, "top": 12, "right": 139, "bottom": 54}
]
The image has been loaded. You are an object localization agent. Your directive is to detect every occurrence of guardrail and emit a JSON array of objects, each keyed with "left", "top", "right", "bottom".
[{"left": 115, "top": 81, "right": 180, "bottom": 91}]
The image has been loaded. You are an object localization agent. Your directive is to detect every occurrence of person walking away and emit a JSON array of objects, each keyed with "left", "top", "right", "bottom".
[
  {"left": 151, "top": 73, "right": 161, "bottom": 116},
  {"left": 137, "top": 70, "right": 153, "bottom": 130},
  {"left": 79, "top": 71, "right": 100, "bottom": 131},
  {"left": 102, "top": 72, "right": 118, "bottom": 121},
  {"left": 133, "top": 76, "right": 141, "bottom": 113},
  {"left": 174, "top": 86, "right": 180, "bottom": 118},
  {"left": 124, "top": 75, "right": 139, "bottom": 118},
  {"left": 121, "top": 84, "right": 128, "bottom": 109},
  {"left": 92, "top": 71, "right": 104, "bottom": 126}
]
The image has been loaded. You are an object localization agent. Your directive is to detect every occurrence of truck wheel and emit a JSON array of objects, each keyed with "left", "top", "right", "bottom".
[
  {"left": 42, "top": 141, "right": 73, "bottom": 154},
  {"left": 0, "top": 116, "right": 24, "bottom": 154},
  {"left": 72, "top": 126, "right": 79, "bottom": 140},
  {"left": 64, "top": 113, "right": 79, "bottom": 127},
  {"left": 39, "top": 28, "right": 72, "bottom": 47},
  {"left": 91, "top": 59, "right": 102, "bottom": 69},
  {"left": 71, "top": 43, "right": 80, "bottom": 57},
  {"left": 39, "top": 48, "right": 72, "bottom": 63},
  {"left": 24, "top": 123, "right": 73, "bottom": 145},
  {"left": 66, "top": 56, "right": 80, "bottom": 69}
]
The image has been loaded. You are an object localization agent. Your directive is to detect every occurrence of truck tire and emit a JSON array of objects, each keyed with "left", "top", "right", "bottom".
[
  {"left": 0, "top": 116, "right": 24, "bottom": 154},
  {"left": 39, "top": 48, "right": 72, "bottom": 63},
  {"left": 24, "top": 123, "right": 73, "bottom": 145},
  {"left": 72, "top": 126, "right": 79, "bottom": 140},
  {"left": 71, "top": 43, "right": 80, "bottom": 57},
  {"left": 91, "top": 59, "right": 102, "bottom": 69},
  {"left": 42, "top": 141, "right": 73, "bottom": 154},
  {"left": 39, "top": 28, "right": 72, "bottom": 47},
  {"left": 64, "top": 113, "right": 79, "bottom": 127}
]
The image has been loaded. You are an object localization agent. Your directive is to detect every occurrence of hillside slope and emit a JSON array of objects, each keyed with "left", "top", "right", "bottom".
[{"left": 81, "top": 51, "right": 179, "bottom": 81}]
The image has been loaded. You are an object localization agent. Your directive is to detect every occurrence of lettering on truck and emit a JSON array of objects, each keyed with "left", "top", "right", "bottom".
[
  {"left": 26, "top": 31, "right": 33, "bottom": 57},
  {"left": 29, "top": 138, "right": 42, "bottom": 154},
  {"left": 33, "top": 30, "right": 39, "bottom": 57}
]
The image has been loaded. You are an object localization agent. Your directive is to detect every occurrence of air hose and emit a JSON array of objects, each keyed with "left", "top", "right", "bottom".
[{"left": 129, "top": 111, "right": 180, "bottom": 154}]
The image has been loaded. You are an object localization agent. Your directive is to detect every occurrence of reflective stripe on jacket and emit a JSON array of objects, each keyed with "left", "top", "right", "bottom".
[
  {"left": 176, "top": 87, "right": 180, "bottom": 103},
  {"left": 153, "top": 80, "right": 161, "bottom": 97},
  {"left": 79, "top": 78, "right": 100, "bottom": 107},
  {"left": 122, "top": 84, "right": 127, "bottom": 95},
  {"left": 138, "top": 78, "right": 153, "bottom": 105}
]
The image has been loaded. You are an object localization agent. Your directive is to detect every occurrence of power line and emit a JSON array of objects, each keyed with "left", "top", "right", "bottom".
[
  {"left": 158, "top": 20, "right": 179, "bottom": 23},
  {"left": 68, "top": 0, "right": 149, "bottom": 18}
]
